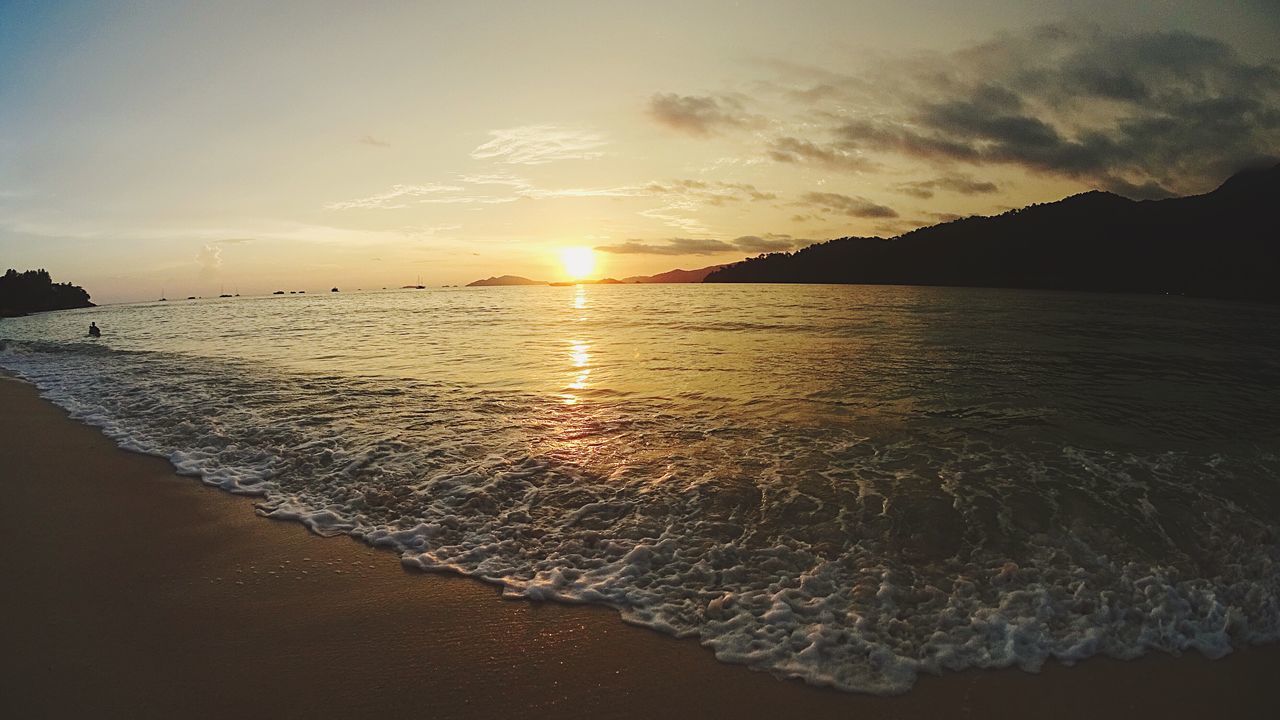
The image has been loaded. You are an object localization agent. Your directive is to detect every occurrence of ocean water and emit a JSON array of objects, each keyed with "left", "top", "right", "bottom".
[{"left": 3, "top": 284, "right": 1280, "bottom": 693}]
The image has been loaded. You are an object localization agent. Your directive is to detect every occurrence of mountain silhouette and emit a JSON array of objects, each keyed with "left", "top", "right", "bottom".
[
  {"left": 466, "top": 275, "right": 549, "bottom": 287},
  {"left": 705, "top": 163, "right": 1280, "bottom": 303},
  {"left": 621, "top": 264, "right": 728, "bottom": 283}
]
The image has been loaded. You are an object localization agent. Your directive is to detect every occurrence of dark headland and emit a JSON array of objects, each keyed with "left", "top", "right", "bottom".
[
  {"left": 706, "top": 163, "right": 1280, "bottom": 303},
  {"left": 0, "top": 269, "right": 94, "bottom": 317}
]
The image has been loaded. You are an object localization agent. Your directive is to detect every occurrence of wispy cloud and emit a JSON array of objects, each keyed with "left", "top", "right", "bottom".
[
  {"left": 596, "top": 233, "right": 804, "bottom": 256},
  {"left": 414, "top": 195, "right": 517, "bottom": 205},
  {"left": 359, "top": 134, "right": 391, "bottom": 148},
  {"left": 644, "top": 179, "right": 776, "bottom": 205},
  {"left": 647, "top": 93, "right": 754, "bottom": 135},
  {"left": 634, "top": 179, "right": 777, "bottom": 233},
  {"left": 325, "top": 172, "right": 776, "bottom": 236},
  {"left": 638, "top": 204, "right": 709, "bottom": 234},
  {"left": 326, "top": 183, "right": 464, "bottom": 210},
  {"left": 766, "top": 137, "right": 877, "bottom": 173},
  {"left": 798, "top": 192, "right": 898, "bottom": 218},
  {"left": 596, "top": 238, "right": 737, "bottom": 255},
  {"left": 732, "top": 234, "right": 796, "bottom": 253},
  {"left": 404, "top": 223, "right": 463, "bottom": 240},
  {"left": 470, "top": 125, "right": 607, "bottom": 164},
  {"left": 790, "top": 213, "right": 823, "bottom": 223},
  {"left": 463, "top": 172, "right": 643, "bottom": 199},
  {"left": 459, "top": 172, "right": 535, "bottom": 190},
  {"left": 524, "top": 185, "right": 643, "bottom": 199},
  {"left": 895, "top": 174, "right": 999, "bottom": 199}
]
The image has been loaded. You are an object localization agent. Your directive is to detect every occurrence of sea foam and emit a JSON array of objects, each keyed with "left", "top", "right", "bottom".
[{"left": 3, "top": 287, "right": 1279, "bottom": 694}]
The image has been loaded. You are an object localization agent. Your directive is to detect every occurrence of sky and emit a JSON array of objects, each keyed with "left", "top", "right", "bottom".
[{"left": 1, "top": 0, "right": 1278, "bottom": 303}]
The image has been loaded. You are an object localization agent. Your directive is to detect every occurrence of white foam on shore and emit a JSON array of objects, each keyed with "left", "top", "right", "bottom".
[{"left": 3, "top": 336, "right": 1279, "bottom": 694}]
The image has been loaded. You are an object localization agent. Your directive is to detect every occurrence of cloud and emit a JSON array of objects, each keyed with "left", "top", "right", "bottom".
[
  {"left": 596, "top": 234, "right": 807, "bottom": 256},
  {"left": 195, "top": 237, "right": 252, "bottom": 279},
  {"left": 647, "top": 93, "right": 750, "bottom": 135},
  {"left": 326, "top": 183, "right": 464, "bottom": 209},
  {"left": 1097, "top": 176, "right": 1176, "bottom": 201},
  {"left": 524, "top": 185, "right": 642, "bottom": 199},
  {"left": 359, "top": 135, "right": 390, "bottom": 148},
  {"left": 635, "top": 179, "right": 777, "bottom": 233},
  {"left": 327, "top": 174, "right": 649, "bottom": 211},
  {"left": 767, "top": 136, "right": 877, "bottom": 173},
  {"left": 638, "top": 205, "right": 709, "bottom": 234},
  {"left": 196, "top": 244, "right": 222, "bottom": 279},
  {"left": 459, "top": 172, "right": 534, "bottom": 190},
  {"left": 717, "top": 182, "right": 777, "bottom": 202},
  {"left": 838, "top": 24, "right": 1279, "bottom": 194},
  {"left": 798, "top": 192, "right": 898, "bottom": 218},
  {"left": 404, "top": 223, "right": 462, "bottom": 240},
  {"left": 644, "top": 179, "right": 776, "bottom": 205},
  {"left": 470, "top": 125, "right": 607, "bottom": 164},
  {"left": 790, "top": 213, "right": 822, "bottom": 223},
  {"left": 896, "top": 174, "right": 999, "bottom": 199},
  {"left": 596, "top": 238, "right": 738, "bottom": 255},
  {"left": 662, "top": 23, "right": 1280, "bottom": 195},
  {"left": 732, "top": 234, "right": 795, "bottom": 253},
  {"left": 461, "top": 172, "right": 643, "bottom": 199},
  {"left": 327, "top": 173, "right": 774, "bottom": 232}
]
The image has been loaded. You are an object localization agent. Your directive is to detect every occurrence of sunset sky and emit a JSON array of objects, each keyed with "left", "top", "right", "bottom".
[{"left": 2, "top": 0, "right": 1278, "bottom": 303}]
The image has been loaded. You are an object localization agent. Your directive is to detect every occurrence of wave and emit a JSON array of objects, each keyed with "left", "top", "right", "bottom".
[{"left": 3, "top": 333, "right": 1279, "bottom": 694}]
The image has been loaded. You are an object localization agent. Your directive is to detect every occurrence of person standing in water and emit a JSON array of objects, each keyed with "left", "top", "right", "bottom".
[{"left": 88, "top": 322, "right": 100, "bottom": 337}]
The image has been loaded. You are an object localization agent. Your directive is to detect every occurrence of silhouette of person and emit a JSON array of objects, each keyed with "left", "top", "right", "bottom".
[{"left": 88, "top": 322, "right": 100, "bottom": 338}]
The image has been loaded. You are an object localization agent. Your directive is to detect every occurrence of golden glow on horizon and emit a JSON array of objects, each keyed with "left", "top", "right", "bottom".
[
  {"left": 560, "top": 247, "right": 597, "bottom": 280},
  {"left": 10, "top": 4, "right": 1264, "bottom": 306}
]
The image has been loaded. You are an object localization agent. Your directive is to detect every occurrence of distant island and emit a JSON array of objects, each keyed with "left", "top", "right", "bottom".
[
  {"left": 621, "top": 265, "right": 727, "bottom": 283},
  {"left": 0, "top": 269, "right": 94, "bottom": 317},
  {"left": 467, "top": 275, "right": 548, "bottom": 287},
  {"left": 466, "top": 264, "right": 727, "bottom": 287},
  {"left": 706, "top": 163, "right": 1280, "bottom": 303}
]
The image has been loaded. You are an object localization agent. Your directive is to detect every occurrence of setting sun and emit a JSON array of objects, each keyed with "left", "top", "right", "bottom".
[
  {"left": 560, "top": 247, "right": 596, "bottom": 280},
  {"left": 4, "top": 2, "right": 1279, "bottom": 713}
]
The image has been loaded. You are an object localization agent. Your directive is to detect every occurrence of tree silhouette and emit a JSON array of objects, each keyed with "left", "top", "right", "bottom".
[
  {"left": 0, "top": 269, "right": 94, "bottom": 316},
  {"left": 706, "top": 164, "right": 1280, "bottom": 303}
]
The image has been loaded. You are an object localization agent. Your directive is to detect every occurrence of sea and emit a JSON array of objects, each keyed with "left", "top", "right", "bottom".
[{"left": 3, "top": 283, "right": 1279, "bottom": 694}]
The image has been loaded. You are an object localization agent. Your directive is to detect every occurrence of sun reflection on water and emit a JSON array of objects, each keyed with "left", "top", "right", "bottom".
[
  {"left": 561, "top": 340, "right": 592, "bottom": 404},
  {"left": 562, "top": 287, "right": 591, "bottom": 404}
]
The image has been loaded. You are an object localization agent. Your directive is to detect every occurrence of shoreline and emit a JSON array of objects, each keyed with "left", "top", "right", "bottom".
[{"left": 2, "top": 374, "right": 1278, "bottom": 718}]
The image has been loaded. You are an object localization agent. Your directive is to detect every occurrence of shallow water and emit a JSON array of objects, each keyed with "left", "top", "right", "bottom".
[{"left": 3, "top": 284, "right": 1280, "bottom": 693}]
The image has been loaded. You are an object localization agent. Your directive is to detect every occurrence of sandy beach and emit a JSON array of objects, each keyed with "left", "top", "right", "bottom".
[{"left": 2, "top": 373, "right": 1277, "bottom": 718}]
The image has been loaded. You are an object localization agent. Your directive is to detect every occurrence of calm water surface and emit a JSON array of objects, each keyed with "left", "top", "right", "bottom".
[{"left": 3, "top": 284, "right": 1279, "bottom": 693}]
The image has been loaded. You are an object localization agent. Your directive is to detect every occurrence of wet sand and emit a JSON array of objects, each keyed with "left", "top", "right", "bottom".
[{"left": 1, "top": 373, "right": 1277, "bottom": 718}]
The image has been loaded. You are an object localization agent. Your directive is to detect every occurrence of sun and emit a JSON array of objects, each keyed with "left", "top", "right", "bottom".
[{"left": 560, "top": 247, "right": 596, "bottom": 280}]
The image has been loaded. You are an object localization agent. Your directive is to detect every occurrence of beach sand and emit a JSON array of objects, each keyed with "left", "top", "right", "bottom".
[{"left": 2, "top": 374, "right": 1277, "bottom": 718}]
